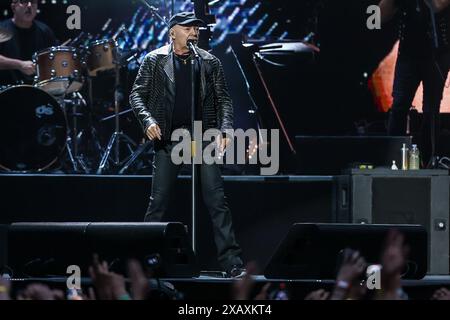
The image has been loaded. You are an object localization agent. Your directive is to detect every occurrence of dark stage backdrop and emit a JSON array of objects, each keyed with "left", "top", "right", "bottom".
[{"left": 0, "top": 0, "right": 398, "bottom": 137}]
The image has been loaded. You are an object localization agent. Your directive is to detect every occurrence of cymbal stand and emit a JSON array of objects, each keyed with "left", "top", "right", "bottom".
[
  {"left": 96, "top": 62, "right": 137, "bottom": 174},
  {"left": 70, "top": 90, "right": 103, "bottom": 173},
  {"left": 56, "top": 94, "right": 79, "bottom": 173}
]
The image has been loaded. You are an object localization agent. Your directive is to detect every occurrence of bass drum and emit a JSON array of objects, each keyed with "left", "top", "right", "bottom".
[{"left": 0, "top": 85, "right": 67, "bottom": 172}]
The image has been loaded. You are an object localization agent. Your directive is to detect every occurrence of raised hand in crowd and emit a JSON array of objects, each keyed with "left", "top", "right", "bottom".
[
  {"left": 254, "top": 283, "right": 271, "bottom": 301},
  {"left": 0, "top": 276, "right": 11, "bottom": 301},
  {"left": 127, "top": 259, "right": 151, "bottom": 300},
  {"left": 305, "top": 289, "right": 330, "bottom": 300},
  {"left": 17, "top": 283, "right": 64, "bottom": 300},
  {"left": 375, "top": 230, "right": 409, "bottom": 300},
  {"left": 330, "top": 249, "right": 367, "bottom": 300},
  {"left": 431, "top": 288, "right": 450, "bottom": 300},
  {"left": 88, "top": 254, "right": 130, "bottom": 300},
  {"left": 231, "top": 263, "right": 277, "bottom": 301},
  {"left": 79, "top": 287, "right": 97, "bottom": 301},
  {"left": 232, "top": 262, "right": 258, "bottom": 300}
]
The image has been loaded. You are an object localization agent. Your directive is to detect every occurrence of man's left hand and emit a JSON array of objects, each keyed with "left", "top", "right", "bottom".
[{"left": 216, "top": 135, "right": 232, "bottom": 155}]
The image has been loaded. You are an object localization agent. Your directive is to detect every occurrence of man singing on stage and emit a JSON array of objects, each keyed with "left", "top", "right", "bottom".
[
  {"left": 0, "top": 0, "right": 57, "bottom": 85},
  {"left": 380, "top": 0, "right": 450, "bottom": 167},
  {"left": 130, "top": 12, "right": 245, "bottom": 277}
]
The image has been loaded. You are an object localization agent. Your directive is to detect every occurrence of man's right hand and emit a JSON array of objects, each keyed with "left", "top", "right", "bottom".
[
  {"left": 19, "top": 60, "right": 36, "bottom": 76},
  {"left": 146, "top": 124, "right": 162, "bottom": 141}
]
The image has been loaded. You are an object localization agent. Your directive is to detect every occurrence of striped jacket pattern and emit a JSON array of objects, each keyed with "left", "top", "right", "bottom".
[{"left": 129, "top": 44, "right": 234, "bottom": 139}]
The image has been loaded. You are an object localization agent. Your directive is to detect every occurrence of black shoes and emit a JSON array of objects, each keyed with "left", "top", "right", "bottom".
[{"left": 228, "top": 265, "right": 247, "bottom": 278}]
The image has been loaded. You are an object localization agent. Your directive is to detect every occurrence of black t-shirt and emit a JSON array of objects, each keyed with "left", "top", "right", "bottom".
[
  {"left": 399, "top": 0, "right": 450, "bottom": 57},
  {"left": 171, "top": 53, "right": 200, "bottom": 131},
  {"left": 0, "top": 18, "right": 57, "bottom": 85}
]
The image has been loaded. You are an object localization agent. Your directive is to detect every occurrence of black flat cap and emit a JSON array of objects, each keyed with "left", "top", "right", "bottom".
[{"left": 168, "top": 12, "right": 205, "bottom": 29}]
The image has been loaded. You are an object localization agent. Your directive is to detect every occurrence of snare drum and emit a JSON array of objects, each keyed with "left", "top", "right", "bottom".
[
  {"left": 33, "top": 46, "right": 84, "bottom": 96},
  {"left": 87, "top": 39, "right": 119, "bottom": 76},
  {"left": 0, "top": 85, "right": 67, "bottom": 172}
]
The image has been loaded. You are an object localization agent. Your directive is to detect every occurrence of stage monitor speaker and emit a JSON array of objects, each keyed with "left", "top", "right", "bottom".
[
  {"left": 0, "top": 225, "right": 7, "bottom": 274},
  {"left": 8, "top": 222, "right": 199, "bottom": 278},
  {"left": 335, "top": 169, "right": 449, "bottom": 275},
  {"left": 264, "top": 223, "right": 427, "bottom": 280}
]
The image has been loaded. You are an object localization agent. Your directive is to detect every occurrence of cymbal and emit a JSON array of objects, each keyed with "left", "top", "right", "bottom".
[{"left": 0, "top": 27, "right": 13, "bottom": 43}]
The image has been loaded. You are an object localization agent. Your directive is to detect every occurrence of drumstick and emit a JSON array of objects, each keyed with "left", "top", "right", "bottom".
[{"left": 61, "top": 39, "right": 72, "bottom": 46}]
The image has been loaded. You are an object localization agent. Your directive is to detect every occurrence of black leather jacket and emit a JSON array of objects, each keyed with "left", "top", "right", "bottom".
[{"left": 130, "top": 44, "right": 234, "bottom": 139}]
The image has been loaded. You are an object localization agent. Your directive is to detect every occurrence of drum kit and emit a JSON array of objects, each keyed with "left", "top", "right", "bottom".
[{"left": 0, "top": 26, "right": 147, "bottom": 174}]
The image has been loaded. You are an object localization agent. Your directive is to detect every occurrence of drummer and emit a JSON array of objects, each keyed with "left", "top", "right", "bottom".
[{"left": 0, "top": 0, "right": 58, "bottom": 86}]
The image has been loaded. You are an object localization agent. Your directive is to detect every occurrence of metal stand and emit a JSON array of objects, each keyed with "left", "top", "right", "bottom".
[
  {"left": 230, "top": 46, "right": 265, "bottom": 162},
  {"left": 424, "top": 0, "right": 441, "bottom": 169},
  {"left": 253, "top": 54, "right": 296, "bottom": 155},
  {"left": 118, "top": 141, "right": 153, "bottom": 174},
  {"left": 72, "top": 90, "right": 104, "bottom": 173},
  {"left": 190, "top": 52, "right": 200, "bottom": 254},
  {"left": 97, "top": 64, "right": 137, "bottom": 174},
  {"left": 57, "top": 96, "right": 80, "bottom": 173}
]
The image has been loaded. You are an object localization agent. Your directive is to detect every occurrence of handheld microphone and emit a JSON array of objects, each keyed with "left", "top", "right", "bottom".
[
  {"left": 140, "top": 0, "right": 169, "bottom": 27},
  {"left": 187, "top": 39, "right": 200, "bottom": 58}
]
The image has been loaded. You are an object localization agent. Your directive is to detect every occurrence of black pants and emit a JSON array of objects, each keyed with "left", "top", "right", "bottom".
[
  {"left": 388, "top": 51, "right": 450, "bottom": 164},
  {"left": 144, "top": 140, "right": 243, "bottom": 272}
]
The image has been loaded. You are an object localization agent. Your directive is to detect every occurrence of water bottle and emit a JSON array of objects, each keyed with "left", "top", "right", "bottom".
[
  {"left": 401, "top": 144, "right": 409, "bottom": 170},
  {"left": 409, "top": 144, "right": 420, "bottom": 170}
]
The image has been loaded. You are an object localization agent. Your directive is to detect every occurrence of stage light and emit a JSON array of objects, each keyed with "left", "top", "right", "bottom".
[
  {"left": 249, "top": 3, "right": 260, "bottom": 17},
  {"left": 235, "top": 18, "right": 247, "bottom": 33},
  {"left": 265, "top": 22, "right": 278, "bottom": 37},
  {"left": 227, "top": 7, "right": 240, "bottom": 24},
  {"left": 248, "top": 14, "right": 268, "bottom": 38},
  {"left": 208, "top": 0, "right": 220, "bottom": 6},
  {"left": 280, "top": 31, "right": 288, "bottom": 39},
  {"left": 217, "top": 0, "right": 230, "bottom": 15}
]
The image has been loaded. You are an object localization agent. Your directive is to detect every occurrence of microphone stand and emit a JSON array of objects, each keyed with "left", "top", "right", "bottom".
[
  {"left": 140, "top": 0, "right": 169, "bottom": 27},
  {"left": 423, "top": 0, "right": 441, "bottom": 168},
  {"left": 188, "top": 41, "right": 200, "bottom": 254}
]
